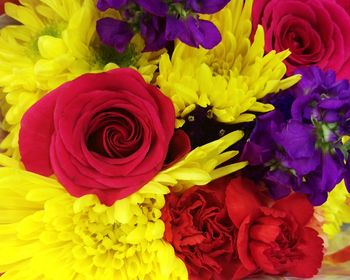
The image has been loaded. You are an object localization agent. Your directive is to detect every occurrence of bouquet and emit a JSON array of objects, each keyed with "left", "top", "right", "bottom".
[{"left": 0, "top": 0, "right": 349, "bottom": 279}]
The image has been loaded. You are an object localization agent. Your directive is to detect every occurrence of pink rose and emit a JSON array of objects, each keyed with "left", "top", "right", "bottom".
[
  {"left": 19, "top": 68, "right": 175, "bottom": 205},
  {"left": 252, "top": 0, "right": 350, "bottom": 79}
]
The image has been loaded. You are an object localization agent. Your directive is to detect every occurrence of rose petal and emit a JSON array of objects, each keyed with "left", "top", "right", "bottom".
[
  {"left": 19, "top": 89, "right": 57, "bottom": 176},
  {"left": 163, "top": 130, "right": 191, "bottom": 168}
]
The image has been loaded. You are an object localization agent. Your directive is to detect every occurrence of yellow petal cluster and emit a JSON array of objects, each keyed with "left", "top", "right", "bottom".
[
  {"left": 318, "top": 181, "right": 350, "bottom": 239},
  {"left": 0, "top": 167, "right": 187, "bottom": 280},
  {"left": 0, "top": 129, "right": 246, "bottom": 279},
  {"left": 0, "top": 0, "right": 162, "bottom": 160},
  {"left": 153, "top": 130, "right": 247, "bottom": 192},
  {"left": 157, "top": 0, "right": 301, "bottom": 128}
]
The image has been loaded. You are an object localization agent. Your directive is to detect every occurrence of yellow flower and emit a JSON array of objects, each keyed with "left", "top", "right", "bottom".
[
  {"left": 0, "top": 130, "right": 246, "bottom": 279},
  {"left": 0, "top": 0, "right": 162, "bottom": 160},
  {"left": 318, "top": 181, "right": 350, "bottom": 239},
  {"left": 153, "top": 130, "right": 247, "bottom": 193},
  {"left": 0, "top": 167, "right": 187, "bottom": 280},
  {"left": 157, "top": 0, "right": 301, "bottom": 128}
]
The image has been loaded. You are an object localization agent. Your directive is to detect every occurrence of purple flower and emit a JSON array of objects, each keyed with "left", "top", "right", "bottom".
[
  {"left": 97, "top": 0, "right": 128, "bottom": 11},
  {"left": 96, "top": 18, "right": 134, "bottom": 53},
  {"left": 166, "top": 16, "right": 221, "bottom": 49},
  {"left": 264, "top": 169, "right": 296, "bottom": 199},
  {"left": 274, "top": 120, "right": 321, "bottom": 176},
  {"left": 134, "top": 0, "right": 168, "bottom": 16},
  {"left": 185, "top": 0, "right": 230, "bottom": 14},
  {"left": 96, "top": 0, "right": 226, "bottom": 52},
  {"left": 140, "top": 16, "right": 168, "bottom": 51},
  {"left": 243, "top": 66, "right": 350, "bottom": 205},
  {"left": 291, "top": 67, "right": 350, "bottom": 127}
]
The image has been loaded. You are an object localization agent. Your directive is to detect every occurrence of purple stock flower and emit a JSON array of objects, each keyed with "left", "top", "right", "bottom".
[
  {"left": 166, "top": 16, "right": 221, "bottom": 49},
  {"left": 96, "top": 18, "right": 134, "bottom": 53},
  {"left": 274, "top": 120, "right": 321, "bottom": 176},
  {"left": 264, "top": 169, "right": 296, "bottom": 199},
  {"left": 134, "top": 0, "right": 168, "bottom": 16},
  {"left": 243, "top": 66, "right": 350, "bottom": 205},
  {"left": 291, "top": 67, "right": 350, "bottom": 127},
  {"left": 96, "top": 0, "right": 226, "bottom": 52},
  {"left": 185, "top": 0, "right": 230, "bottom": 14},
  {"left": 140, "top": 16, "right": 168, "bottom": 51},
  {"left": 97, "top": 0, "right": 128, "bottom": 11}
]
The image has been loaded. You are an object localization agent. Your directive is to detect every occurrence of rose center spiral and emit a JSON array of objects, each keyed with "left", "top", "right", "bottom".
[{"left": 87, "top": 109, "right": 143, "bottom": 158}]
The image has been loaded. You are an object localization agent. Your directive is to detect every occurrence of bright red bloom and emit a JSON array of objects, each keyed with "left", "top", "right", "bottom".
[
  {"left": 19, "top": 68, "right": 175, "bottom": 206},
  {"left": 162, "top": 177, "right": 240, "bottom": 280},
  {"left": 226, "top": 177, "right": 324, "bottom": 278}
]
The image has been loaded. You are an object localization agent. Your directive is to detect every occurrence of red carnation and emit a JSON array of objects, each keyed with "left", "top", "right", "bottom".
[
  {"left": 226, "top": 177, "right": 324, "bottom": 278},
  {"left": 163, "top": 176, "right": 324, "bottom": 279},
  {"left": 162, "top": 177, "right": 240, "bottom": 280}
]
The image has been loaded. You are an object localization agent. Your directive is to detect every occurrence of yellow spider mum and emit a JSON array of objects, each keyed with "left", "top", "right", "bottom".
[
  {"left": 318, "top": 181, "right": 350, "bottom": 239},
  {"left": 0, "top": 131, "right": 245, "bottom": 279},
  {"left": 153, "top": 130, "right": 247, "bottom": 193},
  {"left": 0, "top": 167, "right": 187, "bottom": 280},
  {"left": 157, "top": 0, "right": 301, "bottom": 128},
  {"left": 0, "top": 0, "right": 162, "bottom": 160}
]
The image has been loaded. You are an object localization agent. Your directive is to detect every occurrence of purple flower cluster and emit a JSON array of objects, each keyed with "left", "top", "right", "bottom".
[
  {"left": 242, "top": 66, "right": 350, "bottom": 205},
  {"left": 96, "top": 0, "right": 229, "bottom": 52}
]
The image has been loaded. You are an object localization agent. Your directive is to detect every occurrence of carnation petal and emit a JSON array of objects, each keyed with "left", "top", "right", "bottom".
[
  {"left": 273, "top": 193, "right": 313, "bottom": 226},
  {"left": 287, "top": 227, "right": 324, "bottom": 277},
  {"left": 249, "top": 241, "right": 280, "bottom": 275},
  {"left": 237, "top": 216, "right": 258, "bottom": 272},
  {"left": 225, "top": 177, "right": 264, "bottom": 227}
]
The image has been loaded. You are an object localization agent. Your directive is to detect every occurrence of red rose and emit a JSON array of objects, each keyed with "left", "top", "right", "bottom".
[
  {"left": 252, "top": 0, "right": 350, "bottom": 79},
  {"left": 226, "top": 177, "right": 324, "bottom": 278},
  {"left": 19, "top": 68, "right": 175, "bottom": 205},
  {"left": 162, "top": 177, "right": 240, "bottom": 280}
]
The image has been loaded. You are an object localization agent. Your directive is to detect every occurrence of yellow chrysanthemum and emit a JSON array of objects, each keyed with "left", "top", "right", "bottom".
[
  {"left": 157, "top": 0, "right": 301, "bottom": 128},
  {"left": 0, "top": 167, "right": 187, "bottom": 280},
  {"left": 318, "top": 181, "right": 350, "bottom": 239},
  {"left": 0, "top": 0, "right": 162, "bottom": 160},
  {"left": 0, "top": 130, "right": 245, "bottom": 279},
  {"left": 153, "top": 130, "right": 247, "bottom": 192}
]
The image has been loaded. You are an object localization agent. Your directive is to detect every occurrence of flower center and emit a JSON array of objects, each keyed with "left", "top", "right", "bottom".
[
  {"left": 206, "top": 53, "right": 233, "bottom": 79},
  {"left": 182, "top": 105, "right": 254, "bottom": 149},
  {"left": 87, "top": 109, "right": 143, "bottom": 158},
  {"left": 30, "top": 24, "right": 66, "bottom": 57},
  {"left": 94, "top": 44, "right": 138, "bottom": 68}
]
